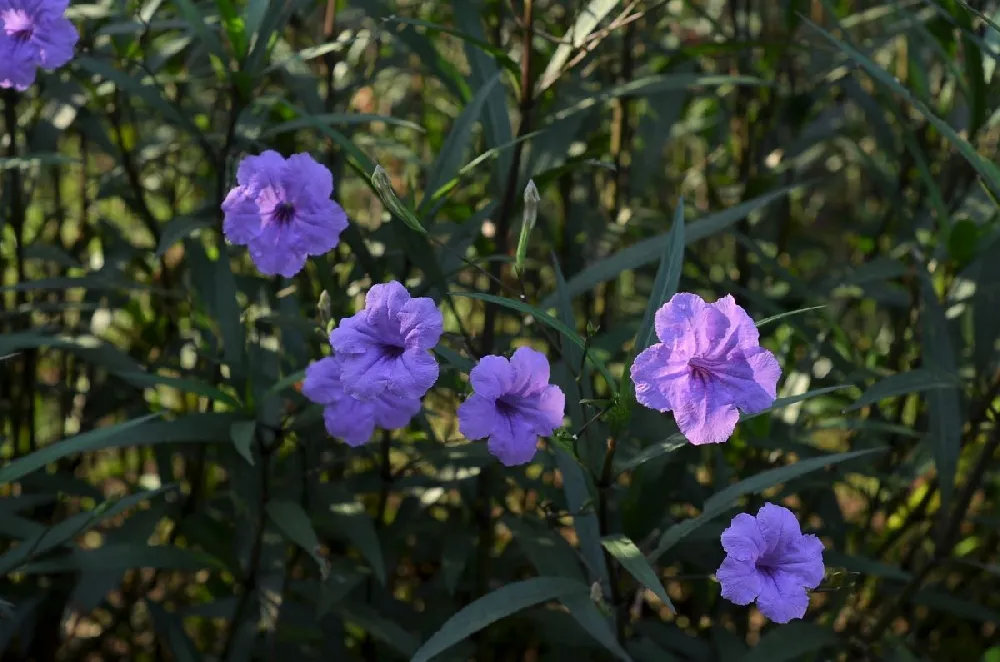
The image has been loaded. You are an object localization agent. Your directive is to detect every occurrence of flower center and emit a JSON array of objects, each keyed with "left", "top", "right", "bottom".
[
  {"left": 687, "top": 356, "right": 718, "bottom": 379},
  {"left": 381, "top": 344, "right": 405, "bottom": 359},
  {"left": 3, "top": 10, "right": 34, "bottom": 42},
  {"left": 272, "top": 201, "right": 296, "bottom": 224},
  {"left": 495, "top": 397, "right": 519, "bottom": 416}
]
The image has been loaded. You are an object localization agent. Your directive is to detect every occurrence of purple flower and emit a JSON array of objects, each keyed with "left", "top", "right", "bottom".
[
  {"left": 457, "top": 347, "right": 566, "bottom": 466},
  {"left": 329, "top": 281, "right": 442, "bottom": 401},
  {"left": 0, "top": 0, "right": 78, "bottom": 90},
  {"left": 716, "top": 503, "right": 825, "bottom": 623},
  {"left": 302, "top": 357, "right": 421, "bottom": 446},
  {"left": 629, "top": 293, "right": 780, "bottom": 445},
  {"left": 222, "top": 151, "right": 348, "bottom": 278}
]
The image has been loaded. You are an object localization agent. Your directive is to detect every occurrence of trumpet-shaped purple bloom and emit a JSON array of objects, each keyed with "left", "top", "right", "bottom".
[
  {"left": 329, "top": 281, "right": 442, "bottom": 401},
  {"left": 716, "top": 503, "right": 825, "bottom": 623},
  {"left": 222, "top": 151, "right": 348, "bottom": 278},
  {"left": 0, "top": 0, "right": 78, "bottom": 90},
  {"left": 630, "top": 293, "right": 780, "bottom": 445},
  {"left": 302, "top": 357, "right": 421, "bottom": 446},
  {"left": 457, "top": 347, "right": 566, "bottom": 466}
]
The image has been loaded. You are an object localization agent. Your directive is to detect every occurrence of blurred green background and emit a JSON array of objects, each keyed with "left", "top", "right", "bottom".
[{"left": 3, "top": 0, "right": 1000, "bottom": 660}]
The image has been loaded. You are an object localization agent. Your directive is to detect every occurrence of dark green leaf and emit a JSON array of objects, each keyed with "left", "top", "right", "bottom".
[
  {"left": 601, "top": 535, "right": 674, "bottom": 611},
  {"left": 411, "top": 577, "right": 589, "bottom": 662}
]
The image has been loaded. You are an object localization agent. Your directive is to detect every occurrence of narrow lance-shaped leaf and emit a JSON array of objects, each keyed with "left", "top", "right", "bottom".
[
  {"left": 411, "top": 577, "right": 589, "bottom": 662},
  {"left": 266, "top": 500, "right": 329, "bottom": 576},
  {"left": 601, "top": 534, "right": 675, "bottom": 611},
  {"left": 515, "top": 180, "right": 540, "bottom": 275},
  {"left": 649, "top": 448, "right": 886, "bottom": 561},
  {"left": 845, "top": 369, "right": 960, "bottom": 412}
]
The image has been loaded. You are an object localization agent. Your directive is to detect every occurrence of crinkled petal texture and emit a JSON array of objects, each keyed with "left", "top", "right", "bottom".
[
  {"left": 329, "top": 281, "right": 442, "bottom": 401},
  {"left": 221, "top": 151, "right": 348, "bottom": 277},
  {"left": 630, "top": 293, "right": 781, "bottom": 445},
  {"left": 0, "top": 0, "right": 78, "bottom": 89},
  {"left": 302, "top": 357, "right": 421, "bottom": 447},
  {"left": 716, "top": 503, "right": 825, "bottom": 623},
  {"left": 458, "top": 348, "right": 566, "bottom": 467}
]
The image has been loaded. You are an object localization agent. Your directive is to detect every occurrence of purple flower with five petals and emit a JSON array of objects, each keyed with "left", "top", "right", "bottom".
[
  {"left": 0, "top": 0, "right": 78, "bottom": 90},
  {"left": 629, "top": 293, "right": 781, "bottom": 445},
  {"left": 329, "top": 281, "right": 442, "bottom": 401},
  {"left": 221, "top": 151, "right": 348, "bottom": 278},
  {"left": 716, "top": 503, "right": 825, "bottom": 623},
  {"left": 457, "top": 347, "right": 566, "bottom": 466},
  {"left": 302, "top": 357, "right": 421, "bottom": 446}
]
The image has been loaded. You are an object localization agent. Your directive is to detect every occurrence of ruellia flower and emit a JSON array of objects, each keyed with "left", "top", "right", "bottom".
[
  {"left": 221, "top": 151, "right": 348, "bottom": 278},
  {"left": 0, "top": 0, "right": 78, "bottom": 90},
  {"left": 457, "top": 347, "right": 565, "bottom": 466},
  {"left": 329, "top": 281, "right": 442, "bottom": 401},
  {"left": 301, "top": 357, "right": 421, "bottom": 447},
  {"left": 716, "top": 503, "right": 825, "bottom": 623},
  {"left": 629, "top": 293, "right": 780, "bottom": 445}
]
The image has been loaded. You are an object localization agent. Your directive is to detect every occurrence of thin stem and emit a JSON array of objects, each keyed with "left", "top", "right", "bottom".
[{"left": 598, "top": 435, "right": 625, "bottom": 643}]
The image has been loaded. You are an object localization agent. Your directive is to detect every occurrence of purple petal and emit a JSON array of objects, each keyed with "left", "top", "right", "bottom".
[
  {"left": 630, "top": 343, "right": 690, "bottom": 412},
  {"left": 508, "top": 347, "right": 550, "bottom": 395},
  {"left": 337, "top": 348, "right": 397, "bottom": 400},
  {"left": 470, "top": 355, "right": 513, "bottom": 399},
  {"left": 301, "top": 357, "right": 343, "bottom": 406},
  {"left": 755, "top": 573, "right": 810, "bottom": 623},
  {"left": 755, "top": 503, "right": 803, "bottom": 554},
  {"left": 0, "top": 40, "right": 38, "bottom": 90},
  {"left": 654, "top": 293, "right": 730, "bottom": 358},
  {"left": 487, "top": 413, "right": 539, "bottom": 466},
  {"left": 221, "top": 187, "right": 262, "bottom": 245},
  {"left": 700, "top": 353, "right": 776, "bottom": 415},
  {"left": 329, "top": 317, "right": 382, "bottom": 355},
  {"left": 744, "top": 347, "right": 781, "bottom": 406},
  {"left": 399, "top": 296, "right": 443, "bottom": 351},
  {"left": 35, "top": 15, "right": 77, "bottom": 69},
  {"left": 372, "top": 391, "right": 422, "bottom": 430},
  {"left": 323, "top": 399, "right": 376, "bottom": 447},
  {"left": 716, "top": 557, "right": 762, "bottom": 606},
  {"left": 458, "top": 394, "right": 499, "bottom": 440},
  {"left": 283, "top": 153, "right": 334, "bottom": 203},
  {"left": 247, "top": 229, "right": 307, "bottom": 277},
  {"left": 292, "top": 200, "right": 348, "bottom": 257},
  {"left": 671, "top": 375, "right": 740, "bottom": 445},
  {"left": 720, "top": 513, "right": 765, "bottom": 563},
  {"left": 533, "top": 384, "right": 566, "bottom": 432},
  {"left": 395, "top": 350, "right": 439, "bottom": 397},
  {"left": 707, "top": 294, "right": 760, "bottom": 358},
  {"left": 775, "top": 534, "right": 825, "bottom": 590},
  {"left": 236, "top": 150, "right": 286, "bottom": 196}
]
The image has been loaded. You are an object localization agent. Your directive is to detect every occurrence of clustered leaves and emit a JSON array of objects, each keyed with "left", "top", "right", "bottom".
[{"left": 2, "top": 0, "right": 1000, "bottom": 661}]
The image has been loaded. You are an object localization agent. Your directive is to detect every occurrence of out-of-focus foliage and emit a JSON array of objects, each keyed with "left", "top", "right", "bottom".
[{"left": 2, "top": 0, "right": 1000, "bottom": 660}]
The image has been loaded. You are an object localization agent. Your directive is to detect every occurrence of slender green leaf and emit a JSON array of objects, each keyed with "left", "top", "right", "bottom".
[
  {"left": 229, "top": 420, "right": 256, "bottom": 466},
  {"left": 266, "top": 499, "right": 327, "bottom": 573},
  {"left": 420, "top": 73, "right": 502, "bottom": 211},
  {"left": 411, "top": 577, "right": 589, "bottom": 662},
  {"left": 755, "top": 305, "right": 827, "bottom": 327},
  {"left": 845, "top": 369, "right": 960, "bottom": 412},
  {"left": 601, "top": 535, "right": 675, "bottom": 612},
  {"left": 0, "top": 414, "right": 160, "bottom": 485},
  {"left": 329, "top": 501, "right": 387, "bottom": 585},
  {"left": 17, "top": 544, "right": 222, "bottom": 574},
  {"left": 650, "top": 448, "right": 885, "bottom": 561},
  {"left": 634, "top": 198, "right": 685, "bottom": 354},
  {"left": 147, "top": 601, "right": 201, "bottom": 662},
  {"left": 614, "top": 434, "right": 686, "bottom": 475},
  {"left": 920, "top": 273, "right": 961, "bottom": 510},
  {"left": 542, "top": 184, "right": 801, "bottom": 305},
  {"left": 803, "top": 18, "right": 1000, "bottom": 196},
  {"left": 740, "top": 622, "right": 836, "bottom": 662},
  {"left": 119, "top": 371, "right": 242, "bottom": 408}
]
